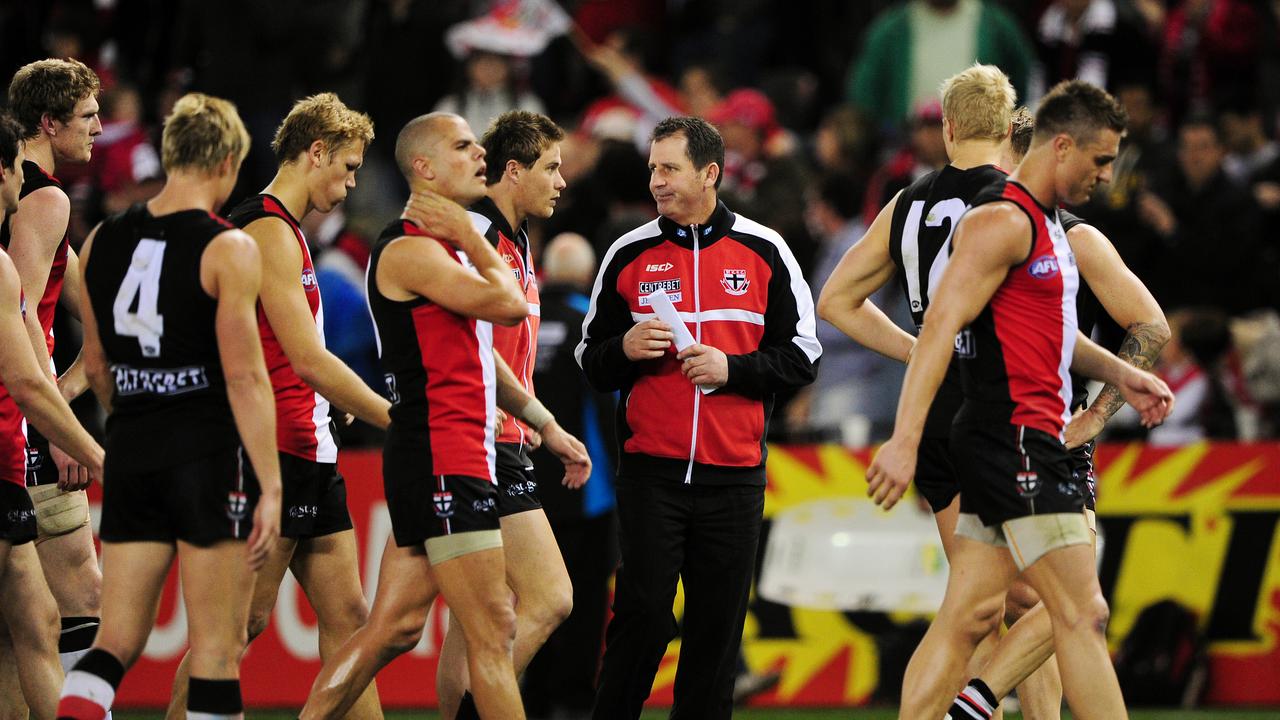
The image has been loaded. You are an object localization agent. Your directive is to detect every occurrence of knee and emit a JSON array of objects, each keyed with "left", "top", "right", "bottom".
[
  {"left": 467, "top": 598, "right": 518, "bottom": 659},
  {"left": 322, "top": 595, "right": 371, "bottom": 636},
  {"left": 1004, "top": 583, "right": 1041, "bottom": 627},
  {"left": 946, "top": 597, "right": 1005, "bottom": 646},
  {"left": 525, "top": 582, "right": 573, "bottom": 633},
  {"left": 1053, "top": 592, "right": 1110, "bottom": 636},
  {"left": 246, "top": 607, "right": 272, "bottom": 643},
  {"left": 378, "top": 611, "right": 428, "bottom": 656}
]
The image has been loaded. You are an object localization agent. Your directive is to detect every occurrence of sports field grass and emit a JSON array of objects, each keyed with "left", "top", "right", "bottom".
[{"left": 117, "top": 710, "right": 1280, "bottom": 719}]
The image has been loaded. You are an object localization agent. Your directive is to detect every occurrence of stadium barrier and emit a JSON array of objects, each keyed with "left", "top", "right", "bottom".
[{"left": 97, "top": 442, "right": 1280, "bottom": 708}]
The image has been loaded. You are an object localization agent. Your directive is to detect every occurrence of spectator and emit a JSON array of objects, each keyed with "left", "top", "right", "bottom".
[
  {"left": 789, "top": 173, "right": 911, "bottom": 443},
  {"left": 845, "top": 0, "right": 1033, "bottom": 132},
  {"left": 1158, "top": 0, "right": 1262, "bottom": 128},
  {"left": 708, "top": 89, "right": 812, "bottom": 269},
  {"left": 1030, "top": 0, "right": 1157, "bottom": 101},
  {"left": 1219, "top": 96, "right": 1279, "bottom": 185},
  {"left": 1139, "top": 114, "right": 1268, "bottom": 314},
  {"left": 434, "top": 50, "right": 547, "bottom": 143}
]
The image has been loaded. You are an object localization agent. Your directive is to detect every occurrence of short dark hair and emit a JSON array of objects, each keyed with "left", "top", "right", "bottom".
[
  {"left": 0, "top": 111, "right": 24, "bottom": 170},
  {"left": 651, "top": 116, "right": 725, "bottom": 189},
  {"left": 1033, "top": 80, "right": 1127, "bottom": 147},
  {"left": 480, "top": 110, "right": 565, "bottom": 185}
]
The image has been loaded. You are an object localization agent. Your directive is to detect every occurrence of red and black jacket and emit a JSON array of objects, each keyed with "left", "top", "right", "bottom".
[{"left": 576, "top": 201, "right": 820, "bottom": 486}]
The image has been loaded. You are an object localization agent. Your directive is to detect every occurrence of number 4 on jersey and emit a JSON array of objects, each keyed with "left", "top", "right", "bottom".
[{"left": 113, "top": 239, "right": 166, "bottom": 357}]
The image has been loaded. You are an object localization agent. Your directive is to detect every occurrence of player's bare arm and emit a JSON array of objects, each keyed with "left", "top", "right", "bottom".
[
  {"left": 7, "top": 186, "right": 67, "bottom": 319},
  {"left": 77, "top": 226, "right": 114, "bottom": 413},
  {"left": 0, "top": 250, "right": 102, "bottom": 478},
  {"left": 379, "top": 231, "right": 526, "bottom": 326},
  {"left": 493, "top": 352, "right": 591, "bottom": 488},
  {"left": 1064, "top": 223, "right": 1171, "bottom": 447},
  {"left": 247, "top": 216, "right": 391, "bottom": 429},
  {"left": 54, "top": 247, "right": 90, "bottom": 402},
  {"left": 816, "top": 191, "right": 916, "bottom": 363},
  {"left": 866, "top": 203, "right": 1031, "bottom": 510},
  {"left": 1070, "top": 331, "right": 1174, "bottom": 428},
  {"left": 202, "top": 228, "right": 281, "bottom": 569}
]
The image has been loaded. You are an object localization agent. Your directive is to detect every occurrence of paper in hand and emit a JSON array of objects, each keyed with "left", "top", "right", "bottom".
[
  {"left": 645, "top": 288, "right": 714, "bottom": 394},
  {"left": 645, "top": 289, "right": 696, "bottom": 351}
]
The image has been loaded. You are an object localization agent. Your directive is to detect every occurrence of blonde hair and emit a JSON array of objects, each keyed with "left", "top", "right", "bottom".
[
  {"left": 160, "top": 93, "right": 250, "bottom": 174},
  {"left": 272, "top": 92, "right": 374, "bottom": 163},
  {"left": 940, "top": 64, "right": 1016, "bottom": 143}
]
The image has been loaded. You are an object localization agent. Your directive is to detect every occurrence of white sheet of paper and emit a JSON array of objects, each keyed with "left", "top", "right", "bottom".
[
  {"left": 646, "top": 289, "right": 695, "bottom": 350},
  {"left": 645, "top": 289, "right": 714, "bottom": 394}
]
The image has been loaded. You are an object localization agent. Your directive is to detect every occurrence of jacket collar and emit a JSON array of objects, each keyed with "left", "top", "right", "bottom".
[
  {"left": 471, "top": 195, "right": 525, "bottom": 247},
  {"left": 657, "top": 199, "right": 735, "bottom": 248}
]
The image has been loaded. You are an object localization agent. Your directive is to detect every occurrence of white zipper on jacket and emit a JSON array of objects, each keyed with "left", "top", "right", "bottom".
[{"left": 685, "top": 223, "right": 702, "bottom": 484}]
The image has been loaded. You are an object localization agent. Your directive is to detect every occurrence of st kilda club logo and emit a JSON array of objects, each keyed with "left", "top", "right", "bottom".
[
  {"left": 226, "top": 491, "right": 249, "bottom": 522},
  {"left": 433, "top": 490, "right": 455, "bottom": 519},
  {"left": 721, "top": 268, "right": 749, "bottom": 296}
]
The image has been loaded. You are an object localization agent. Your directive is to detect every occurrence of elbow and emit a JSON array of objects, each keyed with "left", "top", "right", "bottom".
[
  {"left": 8, "top": 375, "right": 45, "bottom": 410},
  {"left": 815, "top": 289, "right": 836, "bottom": 324},
  {"left": 1149, "top": 317, "right": 1173, "bottom": 349},
  {"left": 224, "top": 366, "right": 269, "bottom": 392},
  {"left": 493, "top": 295, "right": 529, "bottom": 327}
]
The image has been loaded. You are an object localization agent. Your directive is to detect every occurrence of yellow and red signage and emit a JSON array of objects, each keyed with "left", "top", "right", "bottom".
[{"left": 102, "top": 443, "right": 1280, "bottom": 708}]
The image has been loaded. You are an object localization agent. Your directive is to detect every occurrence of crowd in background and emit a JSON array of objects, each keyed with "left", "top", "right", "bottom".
[{"left": 6, "top": 0, "right": 1280, "bottom": 446}]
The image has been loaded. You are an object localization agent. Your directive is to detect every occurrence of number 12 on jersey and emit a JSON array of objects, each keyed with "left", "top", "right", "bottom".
[{"left": 113, "top": 239, "right": 166, "bottom": 357}]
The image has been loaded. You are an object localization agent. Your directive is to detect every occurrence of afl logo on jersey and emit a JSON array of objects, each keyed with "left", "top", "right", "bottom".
[
  {"left": 1027, "top": 255, "right": 1060, "bottom": 280},
  {"left": 301, "top": 268, "right": 318, "bottom": 292}
]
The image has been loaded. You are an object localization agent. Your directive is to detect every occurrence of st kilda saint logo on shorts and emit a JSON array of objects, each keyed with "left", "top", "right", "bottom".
[
  {"left": 721, "top": 268, "right": 749, "bottom": 296},
  {"left": 226, "top": 491, "right": 249, "bottom": 522},
  {"left": 433, "top": 491, "right": 455, "bottom": 519},
  {"left": 1016, "top": 469, "right": 1041, "bottom": 498}
]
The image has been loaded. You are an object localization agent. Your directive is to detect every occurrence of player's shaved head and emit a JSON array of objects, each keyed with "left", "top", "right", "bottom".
[{"left": 395, "top": 112, "right": 460, "bottom": 179}]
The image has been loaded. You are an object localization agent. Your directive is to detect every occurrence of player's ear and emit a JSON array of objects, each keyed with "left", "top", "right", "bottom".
[
  {"left": 309, "top": 140, "right": 327, "bottom": 168},
  {"left": 506, "top": 158, "right": 522, "bottom": 183},
  {"left": 1053, "top": 133, "right": 1073, "bottom": 160},
  {"left": 40, "top": 113, "right": 57, "bottom": 137},
  {"left": 413, "top": 155, "right": 433, "bottom": 182}
]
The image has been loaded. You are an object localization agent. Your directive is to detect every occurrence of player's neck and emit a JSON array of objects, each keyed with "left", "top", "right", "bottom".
[
  {"left": 23, "top": 137, "right": 56, "bottom": 176},
  {"left": 487, "top": 186, "right": 525, "bottom": 233},
  {"left": 1008, "top": 148, "right": 1059, "bottom": 209},
  {"left": 147, "top": 173, "right": 223, "bottom": 215},
  {"left": 947, "top": 140, "right": 1002, "bottom": 170},
  {"left": 263, "top": 169, "right": 311, "bottom": 220}
]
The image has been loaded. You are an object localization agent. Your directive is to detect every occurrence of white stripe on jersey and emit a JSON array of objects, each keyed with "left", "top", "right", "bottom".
[
  {"left": 1048, "top": 213, "right": 1080, "bottom": 440},
  {"left": 453, "top": 245, "right": 498, "bottom": 484},
  {"left": 310, "top": 290, "right": 338, "bottom": 463}
]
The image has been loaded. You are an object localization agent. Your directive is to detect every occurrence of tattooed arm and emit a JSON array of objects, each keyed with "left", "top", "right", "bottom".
[{"left": 1065, "top": 224, "right": 1171, "bottom": 448}]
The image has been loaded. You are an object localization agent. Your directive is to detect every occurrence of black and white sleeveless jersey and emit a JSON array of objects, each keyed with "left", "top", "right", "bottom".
[
  {"left": 85, "top": 203, "right": 240, "bottom": 473},
  {"left": 887, "top": 163, "right": 1008, "bottom": 438}
]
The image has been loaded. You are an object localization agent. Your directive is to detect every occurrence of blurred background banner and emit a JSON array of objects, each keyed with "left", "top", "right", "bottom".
[{"left": 86, "top": 442, "right": 1280, "bottom": 709}]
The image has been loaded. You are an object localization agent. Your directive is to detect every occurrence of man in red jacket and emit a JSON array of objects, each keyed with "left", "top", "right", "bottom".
[{"left": 577, "top": 115, "right": 820, "bottom": 720}]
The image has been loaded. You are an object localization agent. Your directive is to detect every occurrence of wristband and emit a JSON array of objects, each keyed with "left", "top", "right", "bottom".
[{"left": 521, "top": 397, "right": 555, "bottom": 431}]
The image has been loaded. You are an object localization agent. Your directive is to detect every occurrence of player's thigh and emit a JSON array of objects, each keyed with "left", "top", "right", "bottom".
[
  {"left": 292, "top": 530, "right": 368, "bottom": 628},
  {"left": 498, "top": 509, "right": 569, "bottom": 604},
  {"left": 0, "top": 543, "right": 58, "bottom": 646},
  {"left": 33, "top": 522, "right": 100, "bottom": 610},
  {"left": 95, "top": 541, "right": 175, "bottom": 664},
  {"left": 432, "top": 545, "right": 513, "bottom": 645},
  {"left": 178, "top": 539, "right": 256, "bottom": 651}
]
